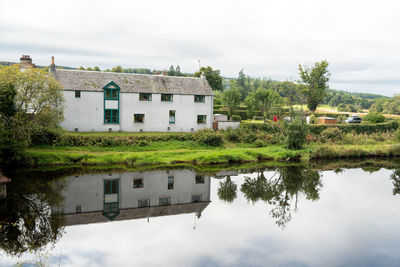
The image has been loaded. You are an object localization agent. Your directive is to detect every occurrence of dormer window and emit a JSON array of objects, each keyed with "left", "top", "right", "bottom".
[{"left": 103, "top": 81, "right": 120, "bottom": 100}]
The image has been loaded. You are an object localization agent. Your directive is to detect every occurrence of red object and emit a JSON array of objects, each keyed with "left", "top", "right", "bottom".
[{"left": 273, "top": 115, "right": 278, "bottom": 122}]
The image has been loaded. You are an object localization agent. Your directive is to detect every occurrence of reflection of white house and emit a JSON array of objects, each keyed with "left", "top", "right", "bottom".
[
  {"left": 49, "top": 61, "right": 214, "bottom": 132},
  {"left": 53, "top": 170, "right": 211, "bottom": 225}
]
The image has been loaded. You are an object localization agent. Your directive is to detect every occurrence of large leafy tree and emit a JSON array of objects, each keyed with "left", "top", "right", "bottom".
[
  {"left": 217, "top": 176, "right": 238, "bottom": 203},
  {"left": 298, "top": 60, "right": 330, "bottom": 112},
  {"left": 194, "top": 66, "right": 223, "bottom": 91},
  {"left": 221, "top": 85, "right": 241, "bottom": 119},
  {"left": 245, "top": 88, "right": 282, "bottom": 122}
]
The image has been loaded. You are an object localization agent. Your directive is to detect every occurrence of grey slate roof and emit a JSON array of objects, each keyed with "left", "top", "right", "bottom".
[{"left": 52, "top": 69, "right": 214, "bottom": 96}]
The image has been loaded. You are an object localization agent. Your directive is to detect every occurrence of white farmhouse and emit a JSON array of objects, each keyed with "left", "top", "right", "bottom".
[{"left": 50, "top": 63, "right": 214, "bottom": 132}]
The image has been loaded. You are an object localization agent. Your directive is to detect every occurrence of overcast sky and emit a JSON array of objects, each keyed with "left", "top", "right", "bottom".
[{"left": 1, "top": 0, "right": 399, "bottom": 96}]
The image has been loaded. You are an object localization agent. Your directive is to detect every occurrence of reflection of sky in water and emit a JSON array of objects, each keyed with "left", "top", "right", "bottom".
[{"left": 1, "top": 168, "right": 400, "bottom": 267}]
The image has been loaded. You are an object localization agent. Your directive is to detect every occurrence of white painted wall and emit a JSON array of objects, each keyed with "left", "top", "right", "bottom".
[
  {"left": 218, "top": 121, "right": 241, "bottom": 130},
  {"left": 54, "top": 170, "right": 211, "bottom": 215},
  {"left": 61, "top": 90, "right": 213, "bottom": 132}
]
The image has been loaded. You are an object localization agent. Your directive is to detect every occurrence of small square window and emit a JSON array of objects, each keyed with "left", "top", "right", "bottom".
[
  {"left": 75, "top": 90, "right": 81, "bottom": 98},
  {"left": 159, "top": 197, "right": 171, "bottom": 206},
  {"left": 133, "top": 178, "right": 144, "bottom": 188},
  {"left": 195, "top": 175, "right": 204, "bottom": 184},
  {"left": 161, "top": 94, "right": 173, "bottom": 102},
  {"left": 105, "top": 109, "right": 119, "bottom": 124},
  {"left": 76, "top": 205, "right": 82, "bottom": 213},
  {"left": 134, "top": 114, "right": 145, "bottom": 123},
  {"left": 194, "top": 95, "right": 205, "bottom": 102},
  {"left": 138, "top": 199, "right": 150, "bottom": 208},
  {"left": 139, "top": 93, "right": 152, "bottom": 101},
  {"left": 197, "top": 115, "right": 207, "bottom": 124}
]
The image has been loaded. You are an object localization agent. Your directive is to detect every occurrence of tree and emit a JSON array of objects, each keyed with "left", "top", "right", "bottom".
[
  {"left": 298, "top": 60, "right": 330, "bottom": 112},
  {"left": 194, "top": 66, "right": 223, "bottom": 91},
  {"left": 168, "top": 65, "right": 176, "bottom": 76},
  {"left": 77, "top": 66, "right": 85, "bottom": 70},
  {"left": 0, "top": 65, "right": 64, "bottom": 162},
  {"left": 217, "top": 176, "right": 237, "bottom": 203},
  {"left": 245, "top": 88, "right": 282, "bottom": 122},
  {"left": 175, "top": 65, "right": 182, "bottom": 76},
  {"left": 222, "top": 87, "right": 241, "bottom": 119},
  {"left": 111, "top": 66, "right": 123, "bottom": 73},
  {"left": 93, "top": 66, "right": 101, "bottom": 71}
]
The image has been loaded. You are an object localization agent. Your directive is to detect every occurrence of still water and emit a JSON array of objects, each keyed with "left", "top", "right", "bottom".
[{"left": 1, "top": 164, "right": 400, "bottom": 266}]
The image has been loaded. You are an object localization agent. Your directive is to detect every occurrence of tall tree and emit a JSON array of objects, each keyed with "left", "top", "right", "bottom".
[
  {"left": 245, "top": 88, "right": 282, "bottom": 123},
  {"left": 222, "top": 87, "right": 241, "bottom": 119},
  {"left": 194, "top": 66, "right": 223, "bottom": 91},
  {"left": 298, "top": 60, "right": 330, "bottom": 112},
  {"left": 168, "top": 65, "right": 176, "bottom": 76},
  {"left": 111, "top": 66, "right": 123, "bottom": 73}
]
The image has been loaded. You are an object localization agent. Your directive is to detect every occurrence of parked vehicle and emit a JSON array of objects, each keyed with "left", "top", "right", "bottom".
[{"left": 346, "top": 115, "right": 362, "bottom": 123}]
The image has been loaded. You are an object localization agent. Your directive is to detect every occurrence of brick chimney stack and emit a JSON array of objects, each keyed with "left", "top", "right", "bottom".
[
  {"left": 50, "top": 56, "right": 56, "bottom": 72},
  {"left": 20, "top": 55, "right": 33, "bottom": 69}
]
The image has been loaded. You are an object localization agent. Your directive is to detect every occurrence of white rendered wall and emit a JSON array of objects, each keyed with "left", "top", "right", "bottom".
[
  {"left": 61, "top": 90, "right": 213, "bottom": 132},
  {"left": 54, "top": 170, "right": 211, "bottom": 214}
]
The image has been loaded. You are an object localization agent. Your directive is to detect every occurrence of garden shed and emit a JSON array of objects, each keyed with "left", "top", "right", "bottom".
[{"left": 318, "top": 117, "right": 337, "bottom": 124}]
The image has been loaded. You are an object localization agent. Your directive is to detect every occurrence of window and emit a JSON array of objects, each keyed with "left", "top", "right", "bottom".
[
  {"left": 134, "top": 114, "right": 145, "bottom": 123},
  {"left": 104, "top": 203, "right": 118, "bottom": 213},
  {"left": 161, "top": 94, "right": 173, "bottom": 102},
  {"left": 195, "top": 175, "right": 204, "bottom": 184},
  {"left": 75, "top": 90, "right": 81, "bottom": 98},
  {"left": 133, "top": 178, "right": 144, "bottom": 188},
  {"left": 104, "top": 88, "right": 119, "bottom": 100},
  {"left": 169, "top": 110, "right": 175, "bottom": 124},
  {"left": 197, "top": 115, "right": 207, "bottom": 124},
  {"left": 105, "top": 109, "right": 119, "bottom": 124},
  {"left": 139, "top": 93, "right": 152, "bottom": 101},
  {"left": 159, "top": 197, "right": 171, "bottom": 206},
  {"left": 138, "top": 199, "right": 150, "bottom": 208},
  {"left": 168, "top": 176, "right": 174, "bottom": 190},
  {"left": 76, "top": 205, "right": 82, "bottom": 213},
  {"left": 192, "top": 195, "right": 202, "bottom": 203},
  {"left": 194, "top": 95, "right": 205, "bottom": 102},
  {"left": 104, "top": 180, "right": 118, "bottom": 194}
]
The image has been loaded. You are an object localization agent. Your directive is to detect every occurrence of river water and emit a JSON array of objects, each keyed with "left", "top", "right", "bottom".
[{"left": 1, "top": 163, "right": 400, "bottom": 266}]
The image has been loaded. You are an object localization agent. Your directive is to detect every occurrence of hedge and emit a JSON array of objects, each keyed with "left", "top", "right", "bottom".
[
  {"left": 312, "top": 113, "right": 350, "bottom": 118},
  {"left": 241, "top": 121, "right": 399, "bottom": 135}
]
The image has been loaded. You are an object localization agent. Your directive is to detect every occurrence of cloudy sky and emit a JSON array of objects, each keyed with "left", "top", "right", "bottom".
[{"left": 1, "top": 0, "right": 399, "bottom": 96}]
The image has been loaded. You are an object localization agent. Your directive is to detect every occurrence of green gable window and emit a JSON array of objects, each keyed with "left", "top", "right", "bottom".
[
  {"left": 161, "top": 94, "right": 173, "bottom": 102},
  {"left": 105, "top": 109, "right": 119, "bottom": 124},
  {"left": 169, "top": 110, "right": 175, "bottom": 124},
  {"left": 194, "top": 95, "right": 205, "bottom": 103},
  {"left": 134, "top": 114, "right": 145, "bottom": 123},
  {"left": 139, "top": 93, "right": 152, "bottom": 101},
  {"left": 75, "top": 90, "right": 81, "bottom": 98},
  {"left": 197, "top": 115, "right": 207, "bottom": 124},
  {"left": 104, "top": 88, "right": 119, "bottom": 100}
]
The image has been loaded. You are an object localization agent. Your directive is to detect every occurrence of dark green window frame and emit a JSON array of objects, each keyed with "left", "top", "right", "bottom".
[
  {"left": 194, "top": 95, "right": 205, "bottom": 103},
  {"left": 139, "top": 93, "right": 152, "bottom": 101},
  {"left": 75, "top": 90, "right": 81, "bottom": 98},
  {"left": 195, "top": 175, "right": 205, "bottom": 184},
  {"left": 169, "top": 110, "right": 175, "bottom": 124},
  {"left": 168, "top": 176, "right": 174, "bottom": 190},
  {"left": 105, "top": 109, "right": 119, "bottom": 124},
  {"left": 104, "top": 88, "right": 119, "bottom": 100},
  {"left": 197, "top": 115, "right": 207, "bottom": 124},
  {"left": 161, "top": 94, "right": 173, "bottom": 102},
  {"left": 134, "top": 114, "right": 145, "bottom": 123}
]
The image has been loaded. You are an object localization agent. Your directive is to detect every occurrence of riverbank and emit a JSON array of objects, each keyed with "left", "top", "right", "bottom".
[{"left": 22, "top": 143, "right": 400, "bottom": 168}]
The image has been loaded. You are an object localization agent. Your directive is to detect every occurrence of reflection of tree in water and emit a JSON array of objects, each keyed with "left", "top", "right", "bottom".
[
  {"left": 390, "top": 169, "right": 400, "bottom": 195},
  {"left": 0, "top": 172, "right": 66, "bottom": 256},
  {"left": 217, "top": 176, "right": 237, "bottom": 203},
  {"left": 241, "top": 166, "right": 322, "bottom": 228}
]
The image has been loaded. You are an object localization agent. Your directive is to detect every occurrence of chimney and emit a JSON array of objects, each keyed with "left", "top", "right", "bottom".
[
  {"left": 20, "top": 55, "right": 33, "bottom": 69},
  {"left": 50, "top": 56, "right": 56, "bottom": 72}
]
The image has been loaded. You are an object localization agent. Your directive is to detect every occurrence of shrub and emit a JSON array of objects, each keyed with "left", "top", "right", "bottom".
[
  {"left": 231, "top": 115, "right": 241, "bottom": 122},
  {"left": 394, "top": 128, "right": 400, "bottom": 142},
  {"left": 194, "top": 129, "right": 223, "bottom": 146},
  {"left": 224, "top": 128, "right": 240, "bottom": 142},
  {"left": 337, "top": 114, "right": 347, "bottom": 124},
  {"left": 252, "top": 116, "right": 264, "bottom": 121},
  {"left": 309, "top": 114, "right": 317, "bottom": 124},
  {"left": 30, "top": 126, "right": 64, "bottom": 145},
  {"left": 254, "top": 139, "right": 266, "bottom": 147},
  {"left": 321, "top": 127, "right": 343, "bottom": 142},
  {"left": 284, "top": 118, "right": 309, "bottom": 150},
  {"left": 364, "top": 112, "right": 385, "bottom": 123}
]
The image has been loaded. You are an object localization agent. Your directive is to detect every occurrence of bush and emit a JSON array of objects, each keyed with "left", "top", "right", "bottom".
[
  {"left": 309, "top": 114, "right": 317, "bottom": 124},
  {"left": 224, "top": 128, "right": 240, "bottom": 142},
  {"left": 194, "top": 129, "right": 223, "bottom": 146},
  {"left": 321, "top": 127, "right": 343, "bottom": 142},
  {"left": 252, "top": 116, "right": 264, "bottom": 121},
  {"left": 394, "top": 128, "right": 400, "bottom": 142},
  {"left": 231, "top": 115, "right": 241, "bottom": 122},
  {"left": 254, "top": 139, "right": 266, "bottom": 147},
  {"left": 30, "top": 126, "right": 64, "bottom": 145},
  {"left": 364, "top": 112, "right": 385, "bottom": 123},
  {"left": 284, "top": 118, "right": 309, "bottom": 150}
]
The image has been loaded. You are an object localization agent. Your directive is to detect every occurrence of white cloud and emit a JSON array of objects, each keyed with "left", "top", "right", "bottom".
[{"left": 1, "top": 0, "right": 400, "bottom": 95}]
